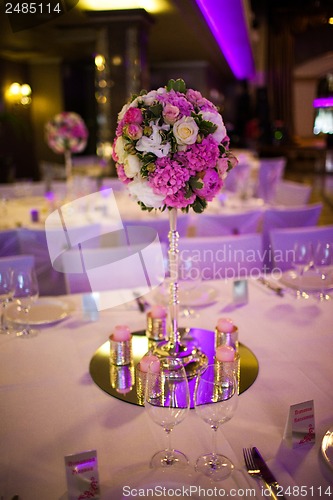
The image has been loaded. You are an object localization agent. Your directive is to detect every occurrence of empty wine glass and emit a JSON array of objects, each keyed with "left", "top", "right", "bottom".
[
  {"left": 145, "top": 358, "right": 190, "bottom": 468},
  {"left": 313, "top": 242, "right": 333, "bottom": 301},
  {"left": 292, "top": 241, "right": 313, "bottom": 299},
  {"left": 12, "top": 267, "right": 39, "bottom": 338},
  {"left": 0, "top": 266, "right": 14, "bottom": 334},
  {"left": 194, "top": 364, "right": 238, "bottom": 481}
]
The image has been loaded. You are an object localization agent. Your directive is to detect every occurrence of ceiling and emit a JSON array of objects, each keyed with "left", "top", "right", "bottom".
[
  {"left": 0, "top": 0, "right": 332, "bottom": 79},
  {"left": 0, "top": 0, "right": 233, "bottom": 76}
]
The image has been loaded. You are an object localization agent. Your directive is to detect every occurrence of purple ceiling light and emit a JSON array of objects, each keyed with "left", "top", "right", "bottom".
[
  {"left": 195, "top": 0, "right": 255, "bottom": 79},
  {"left": 313, "top": 97, "right": 333, "bottom": 108}
]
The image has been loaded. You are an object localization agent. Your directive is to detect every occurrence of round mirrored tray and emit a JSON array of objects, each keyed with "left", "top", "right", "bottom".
[{"left": 89, "top": 328, "right": 259, "bottom": 408}]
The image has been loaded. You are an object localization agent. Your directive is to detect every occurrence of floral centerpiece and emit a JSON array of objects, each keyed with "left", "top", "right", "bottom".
[
  {"left": 112, "top": 78, "right": 238, "bottom": 213},
  {"left": 45, "top": 111, "right": 88, "bottom": 179},
  {"left": 112, "top": 79, "right": 238, "bottom": 369}
]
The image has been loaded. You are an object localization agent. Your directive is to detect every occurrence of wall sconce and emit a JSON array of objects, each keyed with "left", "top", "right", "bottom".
[{"left": 5, "top": 82, "right": 32, "bottom": 106}]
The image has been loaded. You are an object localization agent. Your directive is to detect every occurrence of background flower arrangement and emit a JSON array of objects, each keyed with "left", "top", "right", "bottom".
[
  {"left": 45, "top": 111, "right": 88, "bottom": 155},
  {"left": 112, "top": 79, "right": 238, "bottom": 213}
]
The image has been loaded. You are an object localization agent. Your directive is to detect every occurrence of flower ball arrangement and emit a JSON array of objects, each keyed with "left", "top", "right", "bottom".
[
  {"left": 112, "top": 79, "right": 238, "bottom": 213},
  {"left": 45, "top": 111, "right": 88, "bottom": 155}
]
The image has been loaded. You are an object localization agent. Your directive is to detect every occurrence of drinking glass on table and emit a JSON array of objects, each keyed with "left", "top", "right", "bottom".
[
  {"left": 292, "top": 241, "right": 313, "bottom": 299},
  {"left": 194, "top": 364, "right": 238, "bottom": 481},
  {"left": 313, "top": 242, "right": 333, "bottom": 301},
  {"left": 12, "top": 267, "right": 39, "bottom": 337},
  {"left": 145, "top": 358, "right": 190, "bottom": 468},
  {"left": 0, "top": 267, "right": 14, "bottom": 334}
]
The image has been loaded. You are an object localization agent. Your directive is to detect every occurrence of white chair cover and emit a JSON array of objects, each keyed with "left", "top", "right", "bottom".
[
  {"left": 270, "top": 224, "right": 333, "bottom": 271},
  {"left": 222, "top": 162, "right": 251, "bottom": 194},
  {"left": 262, "top": 203, "right": 323, "bottom": 270},
  {"left": 194, "top": 210, "right": 262, "bottom": 237},
  {"left": 122, "top": 214, "right": 189, "bottom": 243},
  {"left": 178, "top": 234, "right": 263, "bottom": 280},
  {"left": 256, "top": 157, "right": 286, "bottom": 203},
  {"left": 273, "top": 180, "right": 312, "bottom": 206}
]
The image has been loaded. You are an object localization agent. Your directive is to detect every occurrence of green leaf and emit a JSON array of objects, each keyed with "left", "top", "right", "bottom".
[
  {"left": 198, "top": 119, "right": 217, "bottom": 137},
  {"left": 149, "top": 103, "right": 163, "bottom": 117},
  {"left": 189, "top": 176, "right": 204, "bottom": 190},
  {"left": 166, "top": 78, "right": 186, "bottom": 93},
  {"left": 192, "top": 197, "right": 207, "bottom": 213}
]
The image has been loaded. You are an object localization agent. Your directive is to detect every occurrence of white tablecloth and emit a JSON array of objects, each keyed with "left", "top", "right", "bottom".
[{"left": 1, "top": 278, "right": 332, "bottom": 499}]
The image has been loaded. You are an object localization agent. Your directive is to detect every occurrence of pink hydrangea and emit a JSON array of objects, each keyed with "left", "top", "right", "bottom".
[
  {"left": 148, "top": 158, "right": 190, "bottom": 196},
  {"left": 176, "top": 136, "right": 219, "bottom": 174},
  {"left": 194, "top": 168, "right": 222, "bottom": 201},
  {"left": 186, "top": 89, "right": 217, "bottom": 112},
  {"left": 157, "top": 90, "right": 194, "bottom": 117},
  {"left": 164, "top": 189, "right": 196, "bottom": 209}
]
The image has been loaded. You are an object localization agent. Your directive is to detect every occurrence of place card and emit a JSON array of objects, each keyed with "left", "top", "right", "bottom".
[
  {"left": 233, "top": 279, "right": 248, "bottom": 306},
  {"left": 64, "top": 450, "right": 100, "bottom": 500},
  {"left": 283, "top": 400, "right": 315, "bottom": 448}
]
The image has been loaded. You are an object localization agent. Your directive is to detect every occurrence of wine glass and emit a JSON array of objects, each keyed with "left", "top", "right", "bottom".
[
  {"left": 194, "top": 364, "right": 238, "bottom": 481},
  {"left": 292, "top": 241, "right": 313, "bottom": 299},
  {"left": 12, "top": 267, "right": 39, "bottom": 338},
  {"left": 145, "top": 358, "right": 190, "bottom": 468},
  {"left": 313, "top": 242, "right": 333, "bottom": 301},
  {"left": 0, "top": 266, "right": 14, "bottom": 334}
]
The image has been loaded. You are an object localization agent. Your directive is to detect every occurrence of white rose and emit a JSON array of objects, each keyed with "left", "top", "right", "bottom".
[
  {"left": 200, "top": 111, "right": 227, "bottom": 143},
  {"left": 114, "top": 136, "right": 128, "bottom": 164},
  {"left": 118, "top": 102, "right": 131, "bottom": 121},
  {"left": 136, "top": 123, "right": 171, "bottom": 158},
  {"left": 123, "top": 154, "right": 141, "bottom": 178},
  {"left": 172, "top": 116, "right": 199, "bottom": 146},
  {"left": 128, "top": 178, "right": 165, "bottom": 208}
]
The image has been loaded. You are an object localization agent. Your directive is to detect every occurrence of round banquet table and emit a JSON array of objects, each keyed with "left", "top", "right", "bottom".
[{"left": 0, "top": 277, "right": 333, "bottom": 499}]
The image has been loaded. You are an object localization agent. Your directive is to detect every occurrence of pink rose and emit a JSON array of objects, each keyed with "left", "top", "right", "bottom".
[
  {"left": 124, "top": 123, "right": 143, "bottom": 140},
  {"left": 124, "top": 107, "right": 143, "bottom": 124},
  {"left": 163, "top": 103, "right": 180, "bottom": 124},
  {"left": 217, "top": 157, "right": 229, "bottom": 178}
]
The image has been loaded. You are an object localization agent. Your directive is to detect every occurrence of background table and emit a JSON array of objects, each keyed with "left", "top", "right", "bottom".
[{"left": 1, "top": 278, "right": 333, "bottom": 499}]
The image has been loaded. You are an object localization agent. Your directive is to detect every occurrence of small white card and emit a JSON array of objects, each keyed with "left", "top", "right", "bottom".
[
  {"left": 284, "top": 400, "right": 315, "bottom": 448},
  {"left": 233, "top": 279, "right": 248, "bottom": 306},
  {"left": 64, "top": 450, "right": 100, "bottom": 500}
]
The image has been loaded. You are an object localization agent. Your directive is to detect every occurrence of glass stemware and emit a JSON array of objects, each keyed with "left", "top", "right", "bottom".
[
  {"left": 292, "top": 241, "right": 313, "bottom": 299},
  {"left": 12, "top": 268, "right": 39, "bottom": 338},
  {"left": 145, "top": 358, "right": 190, "bottom": 468},
  {"left": 194, "top": 364, "right": 238, "bottom": 481},
  {"left": 0, "top": 267, "right": 14, "bottom": 334},
  {"left": 313, "top": 242, "right": 333, "bottom": 301}
]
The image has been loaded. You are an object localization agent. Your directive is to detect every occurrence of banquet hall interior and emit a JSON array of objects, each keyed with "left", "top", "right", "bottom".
[{"left": 1, "top": 0, "right": 333, "bottom": 499}]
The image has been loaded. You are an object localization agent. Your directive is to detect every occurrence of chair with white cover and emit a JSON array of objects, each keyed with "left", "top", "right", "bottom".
[
  {"left": 256, "top": 157, "right": 286, "bottom": 203},
  {"left": 222, "top": 162, "right": 251, "bottom": 194},
  {"left": 0, "top": 230, "right": 20, "bottom": 257},
  {"left": 17, "top": 224, "right": 102, "bottom": 296},
  {"left": 122, "top": 214, "right": 189, "bottom": 244},
  {"left": 61, "top": 233, "right": 167, "bottom": 312},
  {"left": 194, "top": 210, "right": 262, "bottom": 237},
  {"left": 273, "top": 180, "right": 312, "bottom": 206},
  {"left": 262, "top": 203, "right": 323, "bottom": 270},
  {"left": 269, "top": 224, "right": 333, "bottom": 271},
  {"left": 178, "top": 233, "right": 263, "bottom": 280}
]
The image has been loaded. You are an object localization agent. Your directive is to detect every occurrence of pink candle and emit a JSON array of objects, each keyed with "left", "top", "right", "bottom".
[
  {"left": 138, "top": 354, "right": 160, "bottom": 373},
  {"left": 216, "top": 317, "right": 234, "bottom": 333},
  {"left": 216, "top": 345, "right": 235, "bottom": 362},
  {"left": 150, "top": 304, "right": 167, "bottom": 319},
  {"left": 111, "top": 325, "right": 131, "bottom": 342}
]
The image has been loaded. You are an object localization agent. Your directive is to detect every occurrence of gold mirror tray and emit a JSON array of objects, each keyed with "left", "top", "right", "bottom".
[{"left": 89, "top": 328, "right": 259, "bottom": 408}]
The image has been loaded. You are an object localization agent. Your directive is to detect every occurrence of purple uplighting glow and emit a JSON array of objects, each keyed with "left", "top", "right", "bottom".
[
  {"left": 313, "top": 97, "right": 333, "bottom": 108},
  {"left": 195, "top": 0, "right": 255, "bottom": 79}
]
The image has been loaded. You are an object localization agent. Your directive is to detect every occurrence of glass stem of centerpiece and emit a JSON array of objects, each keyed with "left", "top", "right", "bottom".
[
  {"left": 64, "top": 150, "right": 73, "bottom": 180},
  {"left": 168, "top": 207, "right": 181, "bottom": 353}
]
